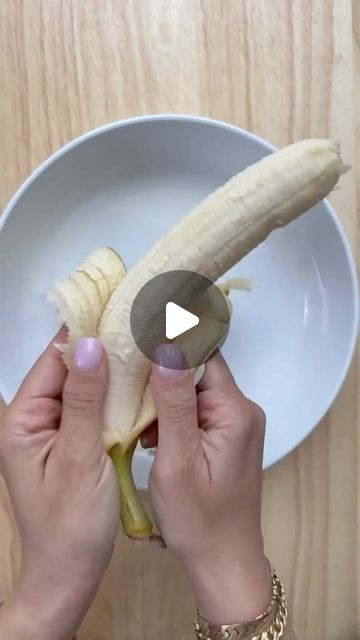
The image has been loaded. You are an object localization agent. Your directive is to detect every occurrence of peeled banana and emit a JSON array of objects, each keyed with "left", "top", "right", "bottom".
[
  {"left": 48, "top": 247, "right": 127, "bottom": 363},
  {"left": 48, "top": 138, "right": 346, "bottom": 540}
]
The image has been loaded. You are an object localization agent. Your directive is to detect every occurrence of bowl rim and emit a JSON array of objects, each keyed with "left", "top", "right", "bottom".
[{"left": 1, "top": 113, "right": 358, "bottom": 466}]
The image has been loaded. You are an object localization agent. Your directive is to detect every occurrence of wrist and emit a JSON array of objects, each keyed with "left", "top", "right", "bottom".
[
  {"left": 184, "top": 543, "right": 272, "bottom": 624},
  {"left": 1, "top": 561, "right": 102, "bottom": 640},
  {"left": 0, "top": 596, "right": 75, "bottom": 640}
]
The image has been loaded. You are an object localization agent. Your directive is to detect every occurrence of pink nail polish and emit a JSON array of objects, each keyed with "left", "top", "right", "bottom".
[
  {"left": 74, "top": 338, "right": 103, "bottom": 371},
  {"left": 154, "top": 344, "right": 184, "bottom": 379}
]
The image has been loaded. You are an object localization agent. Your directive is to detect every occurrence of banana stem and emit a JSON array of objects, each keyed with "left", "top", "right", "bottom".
[{"left": 109, "top": 440, "right": 153, "bottom": 540}]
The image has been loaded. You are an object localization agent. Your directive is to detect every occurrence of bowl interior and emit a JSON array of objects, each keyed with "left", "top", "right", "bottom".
[{"left": 0, "top": 117, "right": 358, "bottom": 486}]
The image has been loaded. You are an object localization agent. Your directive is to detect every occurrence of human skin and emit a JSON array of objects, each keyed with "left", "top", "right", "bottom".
[
  {"left": 0, "top": 335, "right": 295, "bottom": 638},
  {"left": 0, "top": 331, "right": 119, "bottom": 639},
  {"left": 142, "top": 344, "right": 296, "bottom": 637}
]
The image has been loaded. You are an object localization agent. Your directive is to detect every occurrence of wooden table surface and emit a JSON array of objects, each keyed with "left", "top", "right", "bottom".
[{"left": 0, "top": 1, "right": 359, "bottom": 638}]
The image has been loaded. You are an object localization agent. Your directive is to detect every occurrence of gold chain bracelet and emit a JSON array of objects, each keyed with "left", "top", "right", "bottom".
[{"left": 194, "top": 565, "right": 288, "bottom": 640}]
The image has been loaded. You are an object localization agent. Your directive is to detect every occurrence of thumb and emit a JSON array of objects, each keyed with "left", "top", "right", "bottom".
[
  {"left": 150, "top": 344, "right": 200, "bottom": 457},
  {"left": 60, "top": 338, "right": 108, "bottom": 450}
]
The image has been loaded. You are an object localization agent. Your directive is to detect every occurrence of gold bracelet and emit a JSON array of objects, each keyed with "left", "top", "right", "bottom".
[{"left": 194, "top": 565, "right": 288, "bottom": 640}]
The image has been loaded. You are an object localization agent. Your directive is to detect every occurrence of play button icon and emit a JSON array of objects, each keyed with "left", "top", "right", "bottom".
[
  {"left": 165, "top": 302, "right": 199, "bottom": 339},
  {"left": 130, "top": 270, "right": 231, "bottom": 370}
]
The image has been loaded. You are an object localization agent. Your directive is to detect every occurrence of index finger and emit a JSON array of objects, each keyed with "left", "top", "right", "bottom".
[
  {"left": 15, "top": 326, "right": 68, "bottom": 401},
  {"left": 198, "top": 351, "right": 243, "bottom": 396}
]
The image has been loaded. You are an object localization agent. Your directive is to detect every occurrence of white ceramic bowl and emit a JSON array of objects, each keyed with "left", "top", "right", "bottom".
[{"left": 0, "top": 115, "right": 358, "bottom": 488}]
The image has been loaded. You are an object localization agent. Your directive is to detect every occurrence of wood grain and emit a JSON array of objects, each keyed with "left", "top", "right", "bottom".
[{"left": 0, "top": 1, "right": 359, "bottom": 638}]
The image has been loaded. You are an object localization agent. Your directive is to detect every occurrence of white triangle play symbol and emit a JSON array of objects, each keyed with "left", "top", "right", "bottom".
[{"left": 165, "top": 302, "right": 199, "bottom": 340}]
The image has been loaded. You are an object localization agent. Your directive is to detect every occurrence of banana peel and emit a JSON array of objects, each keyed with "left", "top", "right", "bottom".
[{"left": 48, "top": 247, "right": 234, "bottom": 539}]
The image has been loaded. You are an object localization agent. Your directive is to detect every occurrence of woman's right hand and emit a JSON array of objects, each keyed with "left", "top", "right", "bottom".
[{"left": 141, "top": 345, "right": 272, "bottom": 625}]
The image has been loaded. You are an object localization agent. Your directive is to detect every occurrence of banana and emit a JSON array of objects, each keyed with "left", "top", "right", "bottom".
[
  {"left": 76, "top": 264, "right": 110, "bottom": 308},
  {"left": 85, "top": 247, "right": 127, "bottom": 294},
  {"left": 219, "top": 277, "right": 252, "bottom": 295},
  {"left": 48, "top": 138, "right": 346, "bottom": 540},
  {"left": 49, "top": 249, "right": 223, "bottom": 540},
  {"left": 47, "top": 247, "right": 127, "bottom": 362},
  {"left": 98, "top": 139, "right": 345, "bottom": 447}
]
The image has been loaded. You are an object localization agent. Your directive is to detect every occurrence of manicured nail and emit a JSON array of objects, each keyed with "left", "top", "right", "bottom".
[
  {"left": 74, "top": 338, "right": 103, "bottom": 371},
  {"left": 154, "top": 344, "right": 184, "bottom": 379}
]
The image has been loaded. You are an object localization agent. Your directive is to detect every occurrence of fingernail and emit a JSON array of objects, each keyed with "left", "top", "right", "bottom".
[
  {"left": 154, "top": 344, "right": 184, "bottom": 379},
  {"left": 74, "top": 338, "right": 103, "bottom": 371}
]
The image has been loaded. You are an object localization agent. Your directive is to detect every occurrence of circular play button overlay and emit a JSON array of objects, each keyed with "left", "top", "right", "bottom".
[{"left": 130, "top": 270, "right": 231, "bottom": 370}]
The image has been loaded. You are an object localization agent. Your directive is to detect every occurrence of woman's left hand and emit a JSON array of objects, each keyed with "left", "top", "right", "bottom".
[{"left": 0, "top": 329, "right": 119, "bottom": 640}]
